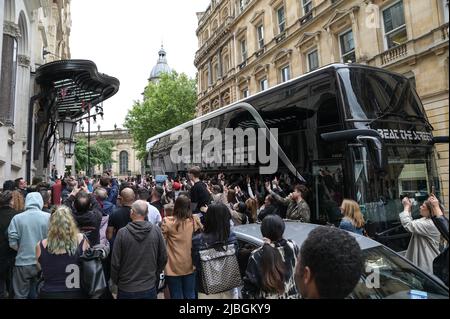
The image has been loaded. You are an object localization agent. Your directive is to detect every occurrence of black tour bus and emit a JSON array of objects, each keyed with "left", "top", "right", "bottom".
[{"left": 146, "top": 63, "right": 448, "bottom": 252}]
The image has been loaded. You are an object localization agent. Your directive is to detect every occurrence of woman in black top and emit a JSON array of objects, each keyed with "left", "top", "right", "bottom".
[
  {"left": 192, "top": 203, "right": 239, "bottom": 299},
  {"left": 36, "top": 206, "right": 90, "bottom": 299}
]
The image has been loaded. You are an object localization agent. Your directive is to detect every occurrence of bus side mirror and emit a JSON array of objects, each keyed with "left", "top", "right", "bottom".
[
  {"left": 357, "top": 136, "right": 387, "bottom": 173},
  {"left": 432, "top": 136, "right": 449, "bottom": 144}
]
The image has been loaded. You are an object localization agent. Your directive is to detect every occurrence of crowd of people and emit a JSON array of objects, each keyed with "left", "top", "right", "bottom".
[{"left": 0, "top": 165, "right": 448, "bottom": 299}]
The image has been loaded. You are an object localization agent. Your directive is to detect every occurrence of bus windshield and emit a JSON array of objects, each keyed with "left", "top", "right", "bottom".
[
  {"left": 351, "top": 145, "right": 442, "bottom": 251},
  {"left": 337, "top": 68, "right": 426, "bottom": 122}
]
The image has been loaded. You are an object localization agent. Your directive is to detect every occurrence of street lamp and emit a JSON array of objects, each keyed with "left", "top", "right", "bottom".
[
  {"left": 57, "top": 117, "right": 77, "bottom": 143},
  {"left": 64, "top": 140, "right": 77, "bottom": 158}
]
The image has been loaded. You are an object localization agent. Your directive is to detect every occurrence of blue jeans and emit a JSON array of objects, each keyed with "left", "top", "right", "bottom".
[
  {"left": 117, "top": 287, "right": 157, "bottom": 299},
  {"left": 166, "top": 273, "right": 196, "bottom": 299}
]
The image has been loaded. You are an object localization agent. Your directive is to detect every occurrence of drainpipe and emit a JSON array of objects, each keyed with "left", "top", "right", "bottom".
[{"left": 26, "top": 93, "right": 42, "bottom": 184}]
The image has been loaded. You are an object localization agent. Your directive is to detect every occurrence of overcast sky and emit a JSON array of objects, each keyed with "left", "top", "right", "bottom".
[{"left": 70, "top": 0, "right": 210, "bottom": 130}]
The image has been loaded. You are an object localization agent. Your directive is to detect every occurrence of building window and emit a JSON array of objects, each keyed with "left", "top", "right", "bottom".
[
  {"left": 222, "top": 7, "right": 229, "bottom": 20},
  {"left": 302, "top": 0, "right": 312, "bottom": 14},
  {"left": 213, "top": 63, "right": 220, "bottom": 81},
  {"left": 242, "top": 88, "right": 249, "bottom": 98},
  {"left": 339, "top": 29, "right": 356, "bottom": 63},
  {"left": 277, "top": 7, "right": 286, "bottom": 33},
  {"left": 119, "top": 151, "right": 129, "bottom": 175},
  {"left": 223, "top": 55, "right": 229, "bottom": 74},
  {"left": 239, "top": 0, "right": 248, "bottom": 13},
  {"left": 382, "top": 1, "right": 407, "bottom": 49},
  {"left": 280, "top": 65, "right": 290, "bottom": 82},
  {"left": 257, "top": 24, "right": 265, "bottom": 49},
  {"left": 307, "top": 50, "right": 319, "bottom": 71},
  {"left": 0, "top": 36, "right": 18, "bottom": 126},
  {"left": 260, "top": 78, "right": 268, "bottom": 91},
  {"left": 240, "top": 39, "right": 247, "bottom": 62}
]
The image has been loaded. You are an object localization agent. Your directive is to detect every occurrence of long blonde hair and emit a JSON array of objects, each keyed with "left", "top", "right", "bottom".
[
  {"left": 341, "top": 199, "right": 365, "bottom": 228},
  {"left": 47, "top": 205, "right": 79, "bottom": 256}
]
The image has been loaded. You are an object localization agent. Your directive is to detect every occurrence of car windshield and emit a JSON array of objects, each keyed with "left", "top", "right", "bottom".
[{"left": 350, "top": 246, "right": 449, "bottom": 299}]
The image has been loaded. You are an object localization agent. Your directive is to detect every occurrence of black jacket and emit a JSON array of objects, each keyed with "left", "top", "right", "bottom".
[
  {"left": 111, "top": 221, "right": 167, "bottom": 292},
  {"left": 432, "top": 215, "right": 449, "bottom": 286},
  {"left": 190, "top": 181, "right": 211, "bottom": 214},
  {"left": 257, "top": 204, "right": 280, "bottom": 222},
  {"left": 0, "top": 206, "right": 19, "bottom": 262},
  {"left": 64, "top": 194, "right": 102, "bottom": 246}
]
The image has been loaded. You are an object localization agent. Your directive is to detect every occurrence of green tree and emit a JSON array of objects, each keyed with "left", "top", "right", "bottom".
[
  {"left": 74, "top": 137, "right": 115, "bottom": 173},
  {"left": 124, "top": 71, "right": 197, "bottom": 159}
]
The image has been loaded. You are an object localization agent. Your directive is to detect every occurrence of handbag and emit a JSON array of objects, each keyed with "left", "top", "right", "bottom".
[
  {"left": 199, "top": 243, "right": 242, "bottom": 295},
  {"left": 79, "top": 248, "right": 107, "bottom": 299}
]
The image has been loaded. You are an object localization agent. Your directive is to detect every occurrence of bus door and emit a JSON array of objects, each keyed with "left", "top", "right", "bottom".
[{"left": 311, "top": 161, "right": 345, "bottom": 226}]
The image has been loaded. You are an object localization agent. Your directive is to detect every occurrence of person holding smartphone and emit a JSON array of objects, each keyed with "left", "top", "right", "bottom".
[{"left": 399, "top": 196, "right": 441, "bottom": 274}]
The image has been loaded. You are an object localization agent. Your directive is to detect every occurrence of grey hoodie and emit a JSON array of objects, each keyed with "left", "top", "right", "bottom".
[
  {"left": 8, "top": 192, "right": 50, "bottom": 266},
  {"left": 111, "top": 220, "right": 167, "bottom": 293}
]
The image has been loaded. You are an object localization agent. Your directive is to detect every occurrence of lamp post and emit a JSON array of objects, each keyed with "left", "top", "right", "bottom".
[
  {"left": 57, "top": 117, "right": 77, "bottom": 143},
  {"left": 76, "top": 103, "right": 104, "bottom": 177},
  {"left": 64, "top": 140, "right": 76, "bottom": 158}
]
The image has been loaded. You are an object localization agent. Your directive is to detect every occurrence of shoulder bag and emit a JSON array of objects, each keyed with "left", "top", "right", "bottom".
[
  {"left": 199, "top": 242, "right": 242, "bottom": 295},
  {"left": 79, "top": 246, "right": 107, "bottom": 299}
]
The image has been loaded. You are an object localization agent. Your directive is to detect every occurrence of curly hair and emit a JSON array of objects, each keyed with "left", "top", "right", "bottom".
[
  {"left": 11, "top": 191, "right": 25, "bottom": 212},
  {"left": 47, "top": 206, "right": 80, "bottom": 256},
  {"left": 298, "top": 226, "right": 363, "bottom": 299}
]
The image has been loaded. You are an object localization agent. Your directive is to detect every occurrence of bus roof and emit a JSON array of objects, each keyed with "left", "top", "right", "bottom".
[{"left": 145, "top": 63, "right": 408, "bottom": 150}]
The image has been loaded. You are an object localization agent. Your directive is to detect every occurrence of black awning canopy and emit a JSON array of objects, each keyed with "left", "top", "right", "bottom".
[{"left": 36, "top": 60, "right": 120, "bottom": 119}]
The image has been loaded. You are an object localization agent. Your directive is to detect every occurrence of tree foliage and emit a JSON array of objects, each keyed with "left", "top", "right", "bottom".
[
  {"left": 75, "top": 137, "right": 115, "bottom": 173},
  {"left": 124, "top": 71, "right": 197, "bottom": 159}
]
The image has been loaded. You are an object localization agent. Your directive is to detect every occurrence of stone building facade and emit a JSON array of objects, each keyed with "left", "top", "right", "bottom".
[
  {"left": 194, "top": 0, "right": 449, "bottom": 204},
  {"left": 0, "top": 0, "right": 71, "bottom": 187},
  {"left": 75, "top": 128, "right": 142, "bottom": 179}
]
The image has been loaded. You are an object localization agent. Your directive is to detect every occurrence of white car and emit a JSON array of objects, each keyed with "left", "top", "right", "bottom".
[{"left": 233, "top": 221, "right": 449, "bottom": 299}]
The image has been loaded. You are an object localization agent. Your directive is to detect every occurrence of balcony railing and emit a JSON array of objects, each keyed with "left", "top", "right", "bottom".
[{"left": 381, "top": 43, "right": 407, "bottom": 65}]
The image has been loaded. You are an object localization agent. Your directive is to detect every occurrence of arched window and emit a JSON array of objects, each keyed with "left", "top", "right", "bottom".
[
  {"left": 119, "top": 151, "right": 129, "bottom": 175},
  {"left": 212, "top": 19, "right": 219, "bottom": 32}
]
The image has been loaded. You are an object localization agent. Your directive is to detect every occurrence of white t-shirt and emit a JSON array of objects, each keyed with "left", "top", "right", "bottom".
[{"left": 147, "top": 203, "right": 162, "bottom": 225}]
